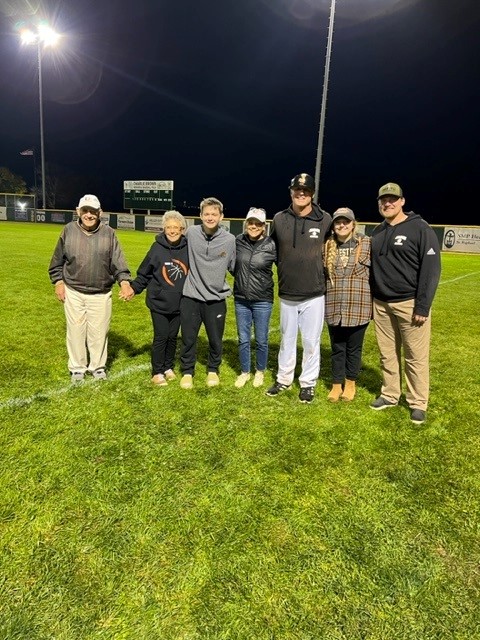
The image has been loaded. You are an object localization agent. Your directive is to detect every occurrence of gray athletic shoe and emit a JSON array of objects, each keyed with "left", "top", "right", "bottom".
[
  {"left": 410, "top": 409, "right": 426, "bottom": 424},
  {"left": 370, "top": 396, "right": 397, "bottom": 410}
]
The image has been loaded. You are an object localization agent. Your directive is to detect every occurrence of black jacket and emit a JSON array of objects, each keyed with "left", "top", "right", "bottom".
[
  {"left": 370, "top": 211, "right": 441, "bottom": 316},
  {"left": 271, "top": 203, "right": 332, "bottom": 301},
  {"left": 233, "top": 234, "right": 277, "bottom": 302},
  {"left": 130, "top": 233, "right": 189, "bottom": 314}
]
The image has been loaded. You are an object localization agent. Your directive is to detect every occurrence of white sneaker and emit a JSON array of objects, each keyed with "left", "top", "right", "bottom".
[
  {"left": 164, "top": 369, "right": 176, "bottom": 381},
  {"left": 152, "top": 373, "right": 168, "bottom": 386},
  {"left": 180, "top": 374, "right": 193, "bottom": 389},
  {"left": 235, "top": 372, "right": 251, "bottom": 388},
  {"left": 252, "top": 371, "right": 265, "bottom": 388},
  {"left": 206, "top": 372, "right": 220, "bottom": 387}
]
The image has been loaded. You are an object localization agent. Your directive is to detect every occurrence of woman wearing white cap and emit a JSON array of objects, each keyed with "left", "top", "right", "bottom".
[
  {"left": 233, "top": 207, "right": 277, "bottom": 388},
  {"left": 324, "top": 207, "right": 372, "bottom": 402}
]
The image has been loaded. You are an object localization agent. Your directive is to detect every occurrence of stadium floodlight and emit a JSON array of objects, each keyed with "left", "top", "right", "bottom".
[{"left": 20, "top": 24, "right": 60, "bottom": 210}]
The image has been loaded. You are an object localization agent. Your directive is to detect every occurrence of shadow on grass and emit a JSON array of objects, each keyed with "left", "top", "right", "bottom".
[
  {"left": 108, "top": 329, "right": 383, "bottom": 394},
  {"left": 107, "top": 330, "right": 151, "bottom": 367},
  {"left": 219, "top": 336, "right": 382, "bottom": 394}
]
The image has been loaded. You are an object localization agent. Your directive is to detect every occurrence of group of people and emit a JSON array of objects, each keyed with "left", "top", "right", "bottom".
[{"left": 48, "top": 175, "right": 441, "bottom": 424}]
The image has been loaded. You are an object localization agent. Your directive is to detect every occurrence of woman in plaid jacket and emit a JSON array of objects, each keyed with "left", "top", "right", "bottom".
[{"left": 324, "top": 208, "right": 372, "bottom": 402}]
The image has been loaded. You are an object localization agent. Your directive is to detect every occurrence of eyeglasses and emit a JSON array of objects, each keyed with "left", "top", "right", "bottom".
[
  {"left": 247, "top": 220, "right": 264, "bottom": 227},
  {"left": 80, "top": 207, "right": 99, "bottom": 215},
  {"left": 333, "top": 220, "right": 352, "bottom": 227}
]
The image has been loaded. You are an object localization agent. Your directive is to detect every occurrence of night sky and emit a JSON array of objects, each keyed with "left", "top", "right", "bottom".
[{"left": 1, "top": 0, "right": 479, "bottom": 225}]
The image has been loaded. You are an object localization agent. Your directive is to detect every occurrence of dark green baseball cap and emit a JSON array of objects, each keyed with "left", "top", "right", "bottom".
[{"left": 377, "top": 183, "right": 403, "bottom": 199}]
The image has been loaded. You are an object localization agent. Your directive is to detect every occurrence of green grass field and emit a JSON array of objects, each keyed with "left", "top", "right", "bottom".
[{"left": 1, "top": 221, "right": 479, "bottom": 640}]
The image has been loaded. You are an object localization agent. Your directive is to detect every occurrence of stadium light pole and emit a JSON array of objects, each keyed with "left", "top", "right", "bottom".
[
  {"left": 20, "top": 24, "right": 60, "bottom": 210},
  {"left": 314, "top": 0, "right": 336, "bottom": 204}
]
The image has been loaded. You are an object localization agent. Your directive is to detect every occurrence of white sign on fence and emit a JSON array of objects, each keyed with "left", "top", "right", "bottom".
[
  {"left": 145, "top": 216, "right": 164, "bottom": 233},
  {"left": 443, "top": 227, "right": 480, "bottom": 253},
  {"left": 117, "top": 214, "right": 135, "bottom": 230}
]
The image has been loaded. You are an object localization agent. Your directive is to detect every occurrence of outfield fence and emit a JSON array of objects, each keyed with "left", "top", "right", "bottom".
[{"left": 1, "top": 192, "right": 479, "bottom": 253}]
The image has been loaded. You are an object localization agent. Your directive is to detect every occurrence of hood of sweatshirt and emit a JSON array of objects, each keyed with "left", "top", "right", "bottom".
[
  {"left": 285, "top": 202, "right": 329, "bottom": 248},
  {"left": 154, "top": 231, "right": 187, "bottom": 251}
]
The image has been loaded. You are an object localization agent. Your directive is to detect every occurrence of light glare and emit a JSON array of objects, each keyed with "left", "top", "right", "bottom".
[
  {"left": 20, "top": 25, "right": 60, "bottom": 47},
  {"left": 20, "top": 29, "right": 37, "bottom": 45}
]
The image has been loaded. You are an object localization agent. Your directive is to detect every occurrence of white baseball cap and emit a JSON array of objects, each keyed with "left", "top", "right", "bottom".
[
  {"left": 78, "top": 194, "right": 101, "bottom": 210},
  {"left": 245, "top": 207, "right": 266, "bottom": 223}
]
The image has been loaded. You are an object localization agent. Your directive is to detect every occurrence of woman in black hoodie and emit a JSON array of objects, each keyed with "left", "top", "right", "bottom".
[{"left": 122, "top": 211, "right": 189, "bottom": 386}]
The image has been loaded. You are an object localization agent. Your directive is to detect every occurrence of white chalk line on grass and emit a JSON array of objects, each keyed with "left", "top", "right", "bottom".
[
  {"left": 0, "top": 364, "right": 149, "bottom": 411},
  {"left": 438, "top": 271, "right": 480, "bottom": 285},
  {"left": 2, "top": 327, "right": 283, "bottom": 411},
  {"left": 2, "top": 269, "right": 477, "bottom": 412}
]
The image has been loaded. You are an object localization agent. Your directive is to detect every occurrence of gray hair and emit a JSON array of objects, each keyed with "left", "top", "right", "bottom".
[
  {"left": 200, "top": 197, "right": 223, "bottom": 214},
  {"left": 162, "top": 210, "right": 186, "bottom": 229}
]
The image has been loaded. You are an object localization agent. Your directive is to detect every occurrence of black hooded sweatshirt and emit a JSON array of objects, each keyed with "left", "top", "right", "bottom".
[
  {"left": 270, "top": 203, "right": 332, "bottom": 301},
  {"left": 370, "top": 211, "right": 441, "bottom": 316},
  {"left": 130, "top": 232, "right": 189, "bottom": 314}
]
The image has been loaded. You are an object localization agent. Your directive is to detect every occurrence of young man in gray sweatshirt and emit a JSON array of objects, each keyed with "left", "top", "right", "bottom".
[{"left": 179, "top": 197, "right": 236, "bottom": 388}]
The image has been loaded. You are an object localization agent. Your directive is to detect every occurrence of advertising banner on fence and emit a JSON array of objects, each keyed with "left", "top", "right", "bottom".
[
  {"left": 14, "top": 210, "right": 28, "bottom": 221},
  {"left": 0, "top": 206, "right": 6, "bottom": 221},
  {"left": 145, "top": 216, "right": 164, "bottom": 233},
  {"left": 443, "top": 227, "right": 480, "bottom": 253},
  {"left": 117, "top": 214, "right": 135, "bottom": 230}
]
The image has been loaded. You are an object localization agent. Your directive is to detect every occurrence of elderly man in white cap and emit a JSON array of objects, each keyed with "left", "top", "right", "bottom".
[{"left": 49, "top": 194, "right": 131, "bottom": 382}]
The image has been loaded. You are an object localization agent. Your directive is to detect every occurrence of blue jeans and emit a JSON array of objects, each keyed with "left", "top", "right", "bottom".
[{"left": 234, "top": 300, "right": 273, "bottom": 373}]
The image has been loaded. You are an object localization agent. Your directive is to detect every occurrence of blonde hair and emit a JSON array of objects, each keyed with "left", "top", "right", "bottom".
[
  {"left": 324, "top": 222, "right": 361, "bottom": 284},
  {"left": 200, "top": 197, "right": 223, "bottom": 214}
]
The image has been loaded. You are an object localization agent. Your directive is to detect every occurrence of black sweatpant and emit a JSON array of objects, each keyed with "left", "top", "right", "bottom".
[
  {"left": 328, "top": 323, "right": 369, "bottom": 383},
  {"left": 150, "top": 311, "right": 181, "bottom": 375},
  {"left": 180, "top": 297, "right": 227, "bottom": 375}
]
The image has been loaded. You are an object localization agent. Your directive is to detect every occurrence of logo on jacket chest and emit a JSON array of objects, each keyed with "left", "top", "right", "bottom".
[
  {"left": 162, "top": 259, "right": 188, "bottom": 286},
  {"left": 393, "top": 235, "right": 407, "bottom": 246},
  {"left": 309, "top": 228, "right": 321, "bottom": 239}
]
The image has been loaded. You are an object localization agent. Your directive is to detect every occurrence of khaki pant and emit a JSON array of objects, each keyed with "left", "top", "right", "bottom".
[
  {"left": 64, "top": 285, "right": 112, "bottom": 374},
  {"left": 373, "top": 298, "right": 431, "bottom": 410}
]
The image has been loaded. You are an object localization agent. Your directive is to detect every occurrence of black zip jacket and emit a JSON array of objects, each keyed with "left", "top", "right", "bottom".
[
  {"left": 130, "top": 233, "right": 189, "bottom": 314},
  {"left": 370, "top": 211, "right": 441, "bottom": 316},
  {"left": 270, "top": 203, "right": 332, "bottom": 301},
  {"left": 233, "top": 234, "right": 277, "bottom": 302}
]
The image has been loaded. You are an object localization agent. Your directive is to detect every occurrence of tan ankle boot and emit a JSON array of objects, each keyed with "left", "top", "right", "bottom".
[
  {"left": 341, "top": 379, "right": 356, "bottom": 401},
  {"left": 327, "top": 383, "right": 343, "bottom": 402}
]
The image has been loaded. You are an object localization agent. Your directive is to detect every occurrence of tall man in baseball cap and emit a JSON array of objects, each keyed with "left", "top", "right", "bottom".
[
  {"left": 266, "top": 173, "right": 332, "bottom": 403},
  {"left": 49, "top": 194, "right": 132, "bottom": 382},
  {"left": 370, "top": 182, "right": 441, "bottom": 424}
]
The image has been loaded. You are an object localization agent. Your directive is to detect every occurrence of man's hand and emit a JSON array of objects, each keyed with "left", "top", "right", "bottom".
[
  {"left": 54, "top": 281, "right": 66, "bottom": 303},
  {"left": 412, "top": 314, "right": 428, "bottom": 326}
]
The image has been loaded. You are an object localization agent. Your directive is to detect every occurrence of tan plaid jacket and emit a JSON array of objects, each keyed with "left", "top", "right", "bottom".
[{"left": 325, "top": 235, "right": 372, "bottom": 327}]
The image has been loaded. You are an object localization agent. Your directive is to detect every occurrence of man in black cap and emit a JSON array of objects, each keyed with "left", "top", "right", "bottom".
[
  {"left": 370, "top": 182, "right": 441, "bottom": 424},
  {"left": 266, "top": 173, "right": 332, "bottom": 403}
]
